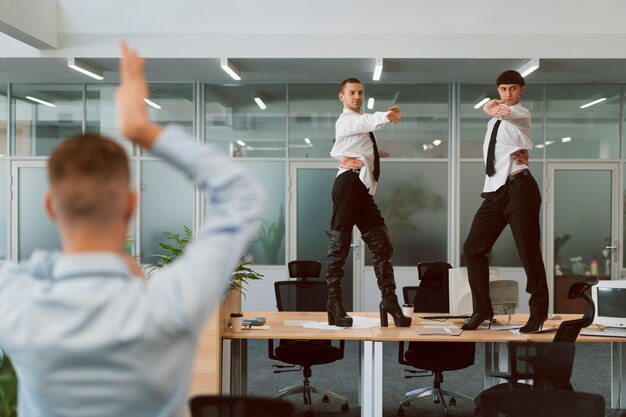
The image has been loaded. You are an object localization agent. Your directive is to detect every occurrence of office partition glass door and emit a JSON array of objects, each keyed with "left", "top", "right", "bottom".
[
  {"left": 546, "top": 163, "right": 619, "bottom": 313},
  {"left": 289, "top": 162, "right": 361, "bottom": 311},
  {"left": 11, "top": 161, "right": 61, "bottom": 261}
]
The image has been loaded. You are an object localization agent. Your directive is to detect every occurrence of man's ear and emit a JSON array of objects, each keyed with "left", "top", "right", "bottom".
[
  {"left": 44, "top": 192, "right": 58, "bottom": 223},
  {"left": 338, "top": 92, "right": 343, "bottom": 101}
]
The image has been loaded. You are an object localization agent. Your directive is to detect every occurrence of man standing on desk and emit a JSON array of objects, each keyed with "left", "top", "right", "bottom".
[
  {"left": 462, "top": 70, "right": 549, "bottom": 333},
  {"left": 325, "top": 77, "right": 411, "bottom": 328}
]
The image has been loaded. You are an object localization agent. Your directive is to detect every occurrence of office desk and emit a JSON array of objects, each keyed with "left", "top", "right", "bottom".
[{"left": 221, "top": 312, "right": 626, "bottom": 416}]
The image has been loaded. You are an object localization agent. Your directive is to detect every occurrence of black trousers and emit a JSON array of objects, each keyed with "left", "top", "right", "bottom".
[
  {"left": 330, "top": 171, "right": 385, "bottom": 233},
  {"left": 463, "top": 174, "right": 549, "bottom": 317}
]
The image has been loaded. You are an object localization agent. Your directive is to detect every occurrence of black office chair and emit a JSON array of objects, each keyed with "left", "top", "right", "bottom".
[
  {"left": 268, "top": 263, "right": 349, "bottom": 417},
  {"left": 553, "top": 276, "right": 598, "bottom": 342},
  {"left": 189, "top": 395, "right": 295, "bottom": 417},
  {"left": 397, "top": 261, "right": 476, "bottom": 417},
  {"left": 287, "top": 260, "right": 322, "bottom": 281},
  {"left": 477, "top": 389, "right": 604, "bottom": 417}
]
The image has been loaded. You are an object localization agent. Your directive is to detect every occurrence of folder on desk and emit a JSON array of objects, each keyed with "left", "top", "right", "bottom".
[{"left": 415, "top": 326, "right": 463, "bottom": 336}]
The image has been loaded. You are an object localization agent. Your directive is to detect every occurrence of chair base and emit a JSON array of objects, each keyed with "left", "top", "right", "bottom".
[
  {"left": 273, "top": 380, "right": 349, "bottom": 413},
  {"left": 398, "top": 386, "right": 474, "bottom": 416}
]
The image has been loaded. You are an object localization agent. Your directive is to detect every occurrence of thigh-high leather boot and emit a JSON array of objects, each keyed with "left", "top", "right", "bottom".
[{"left": 326, "top": 230, "right": 353, "bottom": 327}]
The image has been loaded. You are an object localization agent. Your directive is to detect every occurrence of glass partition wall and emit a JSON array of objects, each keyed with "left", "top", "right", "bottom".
[{"left": 1, "top": 81, "right": 625, "bottom": 293}]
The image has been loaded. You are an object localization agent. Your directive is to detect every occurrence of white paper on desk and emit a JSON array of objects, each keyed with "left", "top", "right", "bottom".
[
  {"left": 490, "top": 325, "right": 521, "bottom": 331},
  {"left": 415, "top": 326, "right": 463, "bottom": 336},
  {"left": 510, "top": 327, "right": 557, "bottom": 335},
  {"left": 243, "top": 325, "right": 271, "bottom": 330},
  {"left": 421, "top": 322, "right": 457, "bottom": 328},
  {"left": 301, "top": 315, "right": 380, "bottom": 330}
]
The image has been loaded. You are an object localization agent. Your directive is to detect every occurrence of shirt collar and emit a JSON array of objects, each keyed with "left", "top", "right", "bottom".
[{"left": 52, "top": 252, "right": 131, "bottom": 281}]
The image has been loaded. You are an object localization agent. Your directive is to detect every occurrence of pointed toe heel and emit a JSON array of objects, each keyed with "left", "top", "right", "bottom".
[
  {"left": 519, "top": 315, "right": 547, "bottom": 334},
  {"left": 461, "top": 312, "right": 494, "bottom": 331}
]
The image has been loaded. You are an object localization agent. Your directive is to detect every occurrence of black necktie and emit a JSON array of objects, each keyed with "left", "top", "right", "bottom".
[
  {"left": 368, "top": 132, "right": 380, "bottom": 181},
  {"left": 485, "top": 120, "right": 501, "bottom": 177}
]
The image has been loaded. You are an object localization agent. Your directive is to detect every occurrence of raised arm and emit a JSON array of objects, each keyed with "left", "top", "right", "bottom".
[{"left": 336, "top": 106, "right": 403, "bottom": 137}]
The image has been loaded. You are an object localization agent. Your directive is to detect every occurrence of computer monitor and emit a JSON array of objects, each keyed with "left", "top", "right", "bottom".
[
  {"left": 592, "top": 280, "right": 626, "bottom": 328},
  {"left": 448, "top": 267, "right": 518, "bottom": 315}
]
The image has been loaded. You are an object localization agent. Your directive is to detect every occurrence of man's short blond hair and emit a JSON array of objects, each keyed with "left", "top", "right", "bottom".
[{"left": 48, "top": 133, "right": 130, "bottom": 225}]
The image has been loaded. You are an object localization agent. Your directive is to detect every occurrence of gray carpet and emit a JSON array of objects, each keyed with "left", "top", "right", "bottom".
[{"left": 246, "top": 340, "right": 621, "bottom": 417}]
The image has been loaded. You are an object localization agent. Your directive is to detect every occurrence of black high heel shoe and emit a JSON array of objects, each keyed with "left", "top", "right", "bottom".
[
  {"left": 461, "top": 312, "right": 494, "bottom": 330},
  {"left": 519, "top": 315, "right": 547, "bottom": 333},
  {"left": 327, "top": 299, "right": 353, "bottom": 327},
  {"left": 379, "top": 297, "right": 412, "bottom": 327}
]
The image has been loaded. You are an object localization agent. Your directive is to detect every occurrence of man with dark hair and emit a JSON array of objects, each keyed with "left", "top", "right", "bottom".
[
  {"left": 325, "top": 77, "right": 411, "bottom": 328},
  {"left": 0, "top": 43, "right": 264, "bottom": 417},
  {"left": 461, "top": 69, "right": 548, "bottom": 333}
]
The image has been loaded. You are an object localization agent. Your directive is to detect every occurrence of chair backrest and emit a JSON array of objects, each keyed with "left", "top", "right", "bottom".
[
  {"left": 478, "top": 389, "right": 604, "bottom": 417},
  {"left": 414, "top": 261, "right": 452, "bottom": 313},
  {"left": 287, "top": 260, "right": 321, "bottom": 281},
  {"left": 553, "top": 277, "right": 598, "bottom": 342},
  {"left": 189, "top": 395, "right": 295, "bottom": 417},
  {"left": 274, "top": 280, "right": 327, "bottom": 312},
  {"left": 507, "top": 341, "right": 575, "bottom": 387}
]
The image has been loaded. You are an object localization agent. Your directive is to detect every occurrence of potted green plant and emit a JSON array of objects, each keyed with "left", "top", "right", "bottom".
[{"left": 0, "top": 352, "right": 17, "bottom": 417}]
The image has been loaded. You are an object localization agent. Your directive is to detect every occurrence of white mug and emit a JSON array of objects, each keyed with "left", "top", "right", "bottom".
[
  {"left": 402, "top": 304, "right": 414, "bottom": 318},
  {"left": 230, "top": 313, "right": 243, "bottom": 333}
]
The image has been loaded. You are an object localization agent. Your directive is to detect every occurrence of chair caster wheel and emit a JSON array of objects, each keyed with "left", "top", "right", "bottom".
[
  {"left": 305, "top": 411, "right": 314, "bottom": 417},
  {"left": 434, "top": 397, "right": 440, "bottom": 404},
  {"left": 322, "top": 395, "right": 329, "bottom": 403},
  {"left": 341, "top": 403, "right": 349, "bottom": 412},
  {"left": 397, "top": 407, "right": 405, "bottom": 416},
  {"left": 449, "top": 397, "right": 456, "bottom": 406}
]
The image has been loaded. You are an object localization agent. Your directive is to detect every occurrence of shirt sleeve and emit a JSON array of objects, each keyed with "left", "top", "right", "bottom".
[
  {"left": 336, "top": 111, "right": 389, "bottom": 137},
  {"left": 145, "top": 125, "right": 265, "bottom": 334}
]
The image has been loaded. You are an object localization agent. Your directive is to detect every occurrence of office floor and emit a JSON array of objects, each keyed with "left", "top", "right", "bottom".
[{"left": 247, "top": 340, "right": 621, "bottom": 417}]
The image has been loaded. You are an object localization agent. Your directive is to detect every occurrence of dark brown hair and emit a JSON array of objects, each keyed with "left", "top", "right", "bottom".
[
  {"left": 48, "top": 133, "right": 130, "bottom": 224},
  {"left": 496, "top": 70, "right": 525, "bottom": 86},
  {"left": 339, "top": 77, "right": 362, "bottom": 94}
]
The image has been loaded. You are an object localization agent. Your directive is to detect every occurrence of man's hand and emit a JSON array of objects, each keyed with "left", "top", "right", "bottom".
[
  {"left": 483, "top": 99, "right": 511, "bottom": 118},
  {"left": 511, "top": 149, "right": 529, "bottom": 165},
  {"left": 339, "top": 157, "right": 364, "bottom": 170},
  {"left": 115, "top": 42, "right": 162, "bottom": 149},
  {"left": 387, "top": 106, "right": 403, "bottom": 124}
]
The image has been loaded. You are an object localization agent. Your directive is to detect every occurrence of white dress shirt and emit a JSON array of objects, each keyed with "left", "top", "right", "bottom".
[
  {"left": 0, "top": 125, "right": 265, "bottom": 417},
  {"left": 331, "top": 108, "right": 389, "bottom": 196},
  {"left": 482, "top": 103, "right": 533, "bottom": 193}
]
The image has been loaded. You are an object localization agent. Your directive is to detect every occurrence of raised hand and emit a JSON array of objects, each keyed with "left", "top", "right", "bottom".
[{"left": 387, "top": 106, "right": 403, "bottom": 124}]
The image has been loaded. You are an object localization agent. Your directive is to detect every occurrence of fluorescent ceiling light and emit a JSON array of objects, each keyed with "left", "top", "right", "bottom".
[
  {"left": 67, "top": 58, "right": 103, "bottom": 80},
  {"left": 373, "top": 58, "right": 383, "bottom": 81},
  {"left": 474, "top": 97, "right": 490, "bottom": 109},
  {"left": 518, "top": 58, "right": 539, "bottom": 77},
  {"left": 144, "top": 98, "right": 161, "bottom": 109},
  {"left": 367, "top": 97, "right": 375, "bottom": 109},
  {"left": 535, "top": 144, "right": 544, "bottom": 149},
  {"left": 433, "top": 139, "right": 442, "bottom": 146},
  {"left": 236, "top": 140, "right": 246, "bottom": 147},
  {"left": 580, "top": 97, "right": 607, "bottom": 109},
  {"left": 561, "top": 136, "right": 572, "bottom": 143},
  {"left": 26, "top": 96, "right": 55, "bottom": 107},
  {"left": 254, "top": 97, "right": 267, "bottom": 110},
  {"left": 545, "top": 140, "right": 554, "bottom": 146},
  {"left": 220, "top": 58, "right": 241, "bottom": 80}
]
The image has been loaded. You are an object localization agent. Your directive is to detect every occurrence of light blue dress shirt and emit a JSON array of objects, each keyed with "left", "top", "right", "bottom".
[{"left": 0, "top": 126, "right": 265, "bottom": 417}]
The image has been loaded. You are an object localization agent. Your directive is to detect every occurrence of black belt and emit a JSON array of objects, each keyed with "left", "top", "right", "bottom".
[{"left": 508, "top": 169, "right": 530, "bottom": 182}]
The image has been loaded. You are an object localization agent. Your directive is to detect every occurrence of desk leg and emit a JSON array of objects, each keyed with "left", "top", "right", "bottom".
[
  {"left": 484, "top": 342, "right": 507, "bottom": 389},
  {"left": 611, "top": 341, "right": 626, "bottom": 409},
  {"left": 221, "top": 339, "right": 248, "bottom": 395},
  {"left": 360, "top": 340, "right": 382, "bottom": 417}
]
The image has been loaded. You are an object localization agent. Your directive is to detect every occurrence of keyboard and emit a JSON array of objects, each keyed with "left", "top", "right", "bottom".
[{"left": 581, "top": 328, "right": 626, "bottom": 338}]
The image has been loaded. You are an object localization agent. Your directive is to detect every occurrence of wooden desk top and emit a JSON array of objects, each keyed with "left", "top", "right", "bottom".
[{"left": 221, "top": 311, "right": 626, "bottom": 343}]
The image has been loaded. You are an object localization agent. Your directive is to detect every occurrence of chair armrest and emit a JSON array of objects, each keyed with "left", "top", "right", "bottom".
[{"left": 267, "top": 339, "right": 279, "bottom": 361}]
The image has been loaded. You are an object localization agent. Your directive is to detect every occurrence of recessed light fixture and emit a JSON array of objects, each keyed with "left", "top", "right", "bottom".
[
  {"left": 67, "top": 58, "right": 104, "bottom": 80},
  {"left": 144, "top": 98, "right": 161, "bottom": 109},
  {"left": 304, "top": 138, "right": 311, "bottom": 145},
  {"left": 220, "top": 58, "right": 241, "bottom": 80},
  {"left": 236, "top": 140, "right": 246, "bottom": 147},
  {"left": 373, "top": 58, "right": 383, "bottom": 81},
  {"left": 580, "top": 97, "right": 607, "bottom": 109},
  {"left": 545, "top": 140, "right": 554, "bottom": 146},
  {"left": 474, "top": 97, "right": 490, "bottom": 109},
  {"left": 517, "top": 58, "right": 540, "bottom": 78},
  {"left": 433, "top": 139, "right": 442, "bottom": 146},
  {"left": 561, "top": 136, "right": 572, "bottom": 143},
  {"left": 254, "top": 97, "right": 267, "bottom": 110},
  {"left": 535, "top": 144, "right": 545, "bottom": 149},
  {"left": 26, "top": 96, "right": 55, "bottom": 107},
  {"left": 367, "top": 97, "right": 375, "bottom": 110}
]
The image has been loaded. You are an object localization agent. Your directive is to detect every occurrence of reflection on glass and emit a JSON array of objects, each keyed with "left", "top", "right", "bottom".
[
  {"left": 11, "top": 84, "right": 83, "bottom": 156},
  {"left": 206, "top": 84, "right": 286, "bottom": 158},
  {"left": 554, "top": 170, "right": 611, "bottom": 276},
  {"left": 459, "top": 162, "right": 543, "bottom": 267},
  {"left": 367, "top": 84, "right": 449, "bottom": 158},
  {"left": 460, "top": 84, "right": 544, "bottom": 159},
  {"left": 0, "top": 86, "right": 7, "bottom": 155},
  {"left": 139, "top": 161, "right": 194, "bottom": 264},
  {"left": 0, "top": 160, "right": 6, "bottom": 260},
  {"left": 18, "top": 167, "right": 61, "bottom": 260},
  {"left": 297, "top": 167, "right": 353, "bottom": 309},
  {"left": 546, "top": 84, "right": 620, "bottom": 159},
  {"left": 234, "top": 161, "right": 285, "bottom": 265},
  {"left": 86, "top": 84, "right": 131, "bottom": 154},
  {"left": 365, "top": 161, "right": 448, "bottom": 266},
  {"left": 288, "top": 84, "right": 338, "bottom": 158}
]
